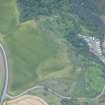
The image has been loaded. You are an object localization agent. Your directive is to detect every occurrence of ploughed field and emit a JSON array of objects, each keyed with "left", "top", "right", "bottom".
[{"left": 3, "top": 95, "right": 48, "bottom": 105}]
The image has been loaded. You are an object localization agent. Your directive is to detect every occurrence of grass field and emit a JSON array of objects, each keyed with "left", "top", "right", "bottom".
[
  {"left": 0, "top": 1, "right": 105, "bottom": 105},
  {"left": 0, "top": 0, "right": 19, "bottom": 35},
  {"left": 6, "top": 21, "right": 60, "bottom": 94}
]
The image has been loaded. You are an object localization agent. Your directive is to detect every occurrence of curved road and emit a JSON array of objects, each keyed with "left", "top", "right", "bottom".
[
  {"left": 7, "top": 85, "right": 72, "bottom": 100},
  {"left": 0, "top": 43, "right": 9, "bottom": 105}
]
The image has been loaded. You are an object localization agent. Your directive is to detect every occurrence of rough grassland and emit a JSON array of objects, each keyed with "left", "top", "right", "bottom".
[
  {"left": 0, "top": 1, "right": 105, "bottom": 105},
  {"left": 0, "top": 0, "right": 19, "bottom": 35}
]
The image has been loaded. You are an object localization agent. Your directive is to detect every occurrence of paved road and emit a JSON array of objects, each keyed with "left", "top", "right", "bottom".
[
  {"left": 7, "top": 85, "right": 72, "bottom": 100},
  {"left": 0, "top": 43, "right": 9, "bottom": 105}
]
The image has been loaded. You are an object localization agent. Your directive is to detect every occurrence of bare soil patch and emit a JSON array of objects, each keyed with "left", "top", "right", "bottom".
[{"left": 3, "top": 95, "right": 48, "bottom": 105}]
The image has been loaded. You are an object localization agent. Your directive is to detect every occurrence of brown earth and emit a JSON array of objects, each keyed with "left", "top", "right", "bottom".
[{"left": 3, "top": 95, "right": 48, "bottom": 105}]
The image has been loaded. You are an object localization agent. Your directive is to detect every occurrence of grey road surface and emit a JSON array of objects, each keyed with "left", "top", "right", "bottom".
[{"left": 0, "top": 43, "right": 9, "bottom": 105}]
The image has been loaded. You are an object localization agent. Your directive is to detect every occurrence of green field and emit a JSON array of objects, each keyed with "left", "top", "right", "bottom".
[{"left": 0, "top": 0, "right": 105, "bottom": 105}]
